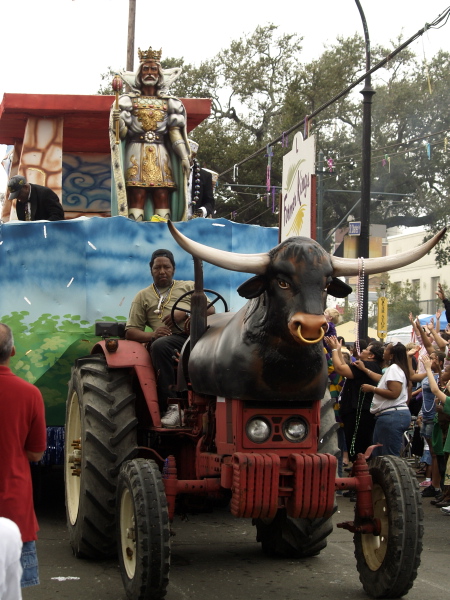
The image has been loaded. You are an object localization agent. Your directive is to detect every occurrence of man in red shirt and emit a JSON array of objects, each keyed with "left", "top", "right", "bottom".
[{"left": 0, "top": 323, "right": 46, "bottom": 588}]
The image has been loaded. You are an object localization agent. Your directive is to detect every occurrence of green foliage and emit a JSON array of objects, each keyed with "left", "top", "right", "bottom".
[
  {"left": 97, "top": 67, "right": 115, "bottom": 95},
  {"left": 376, "top": 274, "right": 421, "bottom": 331},
  {"left": 341, "top": 297, "right": 356, "bottom": 324}
]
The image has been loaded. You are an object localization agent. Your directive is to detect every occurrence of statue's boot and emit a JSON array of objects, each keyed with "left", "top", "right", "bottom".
[
  {"left": 151, "top": 208, "right": 171, "bottom": 222},
  {"left": 128, "top": 208, "right": 144, "bottom": 221}
]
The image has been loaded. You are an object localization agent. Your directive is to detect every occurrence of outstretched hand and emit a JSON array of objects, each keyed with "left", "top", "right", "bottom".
[
  {"left": 407, "top": 345, "right": 420, "bottom": 357},
  {"left": 421, "top": 355, "right": 432, "bottom": 370},
  {"left": 436, "top": 283, "right": 446, "bottom": 302},
  {"left": 324, "top": 335, "right": 340, "bottom": 350}
]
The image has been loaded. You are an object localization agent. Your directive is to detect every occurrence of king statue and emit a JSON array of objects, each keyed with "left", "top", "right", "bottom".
[{"left": 110, "top": 47, "right": 191, "bottom": 222}]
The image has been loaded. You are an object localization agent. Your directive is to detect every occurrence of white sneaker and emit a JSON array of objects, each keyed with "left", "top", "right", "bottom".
[
  {"left": 440, "top": 505, "right": 450, "bottom": 516},
  {"left": 161, "top": 404, "right": 183, "bottom": 427}
]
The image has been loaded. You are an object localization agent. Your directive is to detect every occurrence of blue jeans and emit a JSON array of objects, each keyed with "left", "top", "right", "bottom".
[
  {"left": 372, "top": 409, "right": 411, "bottom": 457},
  {"left": 421, "top": 420, "right": 434, "bottom": 439},
  {"left": 20, "top": 541, "right": 39, "bottom": 588}
]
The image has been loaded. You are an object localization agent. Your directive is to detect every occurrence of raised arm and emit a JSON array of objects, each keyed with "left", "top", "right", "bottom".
[
  {"left": 421, "top": 355, "right": 446, "bottom": 402},
  {"left": 428, "top": 318, "right": 448, "bottom": 351},
  {"left": 325, "top": 335, "right": 353, "bottom": 378},
  {"left": 407, "top": 344, "right": 428, "bottom": 382},
  {"left": 435, "top": 308, "right": 441, "bottom": 336},
  {"left": 436, "top": 283, "right": 450, "bottom": 324},
  {"left": 414, "top": 315, "right": 433, "bottom": 354}
]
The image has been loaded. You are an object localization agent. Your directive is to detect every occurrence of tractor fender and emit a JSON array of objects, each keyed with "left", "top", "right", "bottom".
[{"left": 91, "top": 340, "right": 161, "bottom": 426}]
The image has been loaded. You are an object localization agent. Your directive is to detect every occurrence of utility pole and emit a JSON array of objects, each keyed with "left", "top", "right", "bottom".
[
  {"left": 355, "top": 0, "right": 375, "bottom": 340},
  {"left": 316, "top": 150, "right": 324, "bottom": 247},
  {"left": 126, "top": 0, "right": 136, "bottom": 72}
]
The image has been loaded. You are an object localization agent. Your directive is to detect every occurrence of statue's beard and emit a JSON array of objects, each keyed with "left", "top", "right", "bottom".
[{"left": 142, "top": 75, "right": 158, "bottom": 85}]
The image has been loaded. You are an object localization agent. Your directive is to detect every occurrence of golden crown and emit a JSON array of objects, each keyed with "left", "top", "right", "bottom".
[{"left": 138, "top": 47, "right": 162, "bottom": 62}]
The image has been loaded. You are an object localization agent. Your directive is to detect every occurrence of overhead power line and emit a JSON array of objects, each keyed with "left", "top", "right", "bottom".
[{"left": 218, "top": 7, "right": 450, "bottom": 179}]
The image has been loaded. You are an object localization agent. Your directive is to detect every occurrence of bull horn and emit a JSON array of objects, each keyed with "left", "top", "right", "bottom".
[
  {"left": 331, "top": 228, "right": 446, "bottom": 276},
  {"left": 167, "top": 221, "right": 270, "bottom": 274}
]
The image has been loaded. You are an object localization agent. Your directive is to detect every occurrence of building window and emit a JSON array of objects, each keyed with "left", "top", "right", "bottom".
[{"left": 431, "top": 277, "right": 440, "bottom": 299}]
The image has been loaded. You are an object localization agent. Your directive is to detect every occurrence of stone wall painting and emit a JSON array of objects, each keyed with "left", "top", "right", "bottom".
[{"left": 62, "top": 153, "right": 112, "bottom": 218}]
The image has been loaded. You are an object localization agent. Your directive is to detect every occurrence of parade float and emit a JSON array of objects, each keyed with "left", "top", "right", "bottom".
[{"left": 0, "top": 91, "right": 278, "bottom": 464}]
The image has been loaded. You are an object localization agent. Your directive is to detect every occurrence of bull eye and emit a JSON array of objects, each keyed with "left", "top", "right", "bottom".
[{"left": 277, "top": 279, "right": 290, "bottom": 289}]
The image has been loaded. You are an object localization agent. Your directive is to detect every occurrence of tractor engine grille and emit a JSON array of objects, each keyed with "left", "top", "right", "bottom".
[{"left": 230, "top": 452, "right": 337, "bottom": 519}]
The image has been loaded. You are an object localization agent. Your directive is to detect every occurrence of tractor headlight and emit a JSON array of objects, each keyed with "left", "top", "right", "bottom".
[
  {"left": 283, "top": 417, "right": 308, "bottom": 443},
  {"left": 246, "top": 417, "right": 271, "bottom": 444}
]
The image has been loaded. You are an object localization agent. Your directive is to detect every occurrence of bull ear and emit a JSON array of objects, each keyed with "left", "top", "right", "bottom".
[
  {"left": 237, "top": 276, "right": 267, "bottom": 299},
  {"left": 327, "top": 277, "right": 353, "bottom": 298}
]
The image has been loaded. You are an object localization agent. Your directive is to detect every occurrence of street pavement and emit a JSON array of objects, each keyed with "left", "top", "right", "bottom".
[{"left": 23, "top": 468, "right": 449, "bottom": 600}]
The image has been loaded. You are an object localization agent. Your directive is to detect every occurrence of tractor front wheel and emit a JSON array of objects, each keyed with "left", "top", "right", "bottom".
[
  {"left": 354, "top": 455, "right": 423, "bottom": 598},
  {"left": 117, "top": 459, "right": 170, "bottom": 600},
  {"left": 254, "top": 510, "right": 333, "bottom": 558},
  {"left": 65, "top": 355, "right": 137, "bottom": 558}
]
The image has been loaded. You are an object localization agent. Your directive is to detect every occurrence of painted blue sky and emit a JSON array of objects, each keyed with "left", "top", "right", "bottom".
[{"left": 0, "top": 217, "right": 278, "bottom": 327}]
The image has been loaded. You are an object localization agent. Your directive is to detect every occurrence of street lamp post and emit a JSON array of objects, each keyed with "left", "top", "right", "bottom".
[{"left": 355, "top": 0, "right": 375, "bottom": 340}]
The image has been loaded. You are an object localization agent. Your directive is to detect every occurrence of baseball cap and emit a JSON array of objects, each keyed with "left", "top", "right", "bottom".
[{"left": 7, "top": 175, "right": 27, "bottom": 200}]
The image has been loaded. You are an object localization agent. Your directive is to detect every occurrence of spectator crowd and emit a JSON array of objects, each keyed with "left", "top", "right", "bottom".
[{"left": 324, "top": 281, "right": 450, "bottom": 512}]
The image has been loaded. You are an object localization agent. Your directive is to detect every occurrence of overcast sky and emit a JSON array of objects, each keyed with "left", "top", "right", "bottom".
[{"left": 1, "top": 0, "right": 450, "bottom": 189}]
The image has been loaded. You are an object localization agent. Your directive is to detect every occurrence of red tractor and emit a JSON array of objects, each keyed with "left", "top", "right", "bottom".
[{"left": 65, "top": 224, "right": 437, "bottom": 600}]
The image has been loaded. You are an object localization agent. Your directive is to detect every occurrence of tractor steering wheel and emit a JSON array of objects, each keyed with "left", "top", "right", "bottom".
[{"left": 170, "top": 289, "right": 229, "bottom": 333}]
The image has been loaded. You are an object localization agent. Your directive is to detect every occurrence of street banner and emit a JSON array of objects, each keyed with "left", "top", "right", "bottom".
[
  {"left": 280, "top": 133, "right": 315, "bottom": 242},
  {"left": 377, "top": 296, "right": 388, "bottom": 339}
]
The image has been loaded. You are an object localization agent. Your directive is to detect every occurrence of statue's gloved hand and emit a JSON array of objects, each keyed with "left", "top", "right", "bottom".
[
  {"left": 181, "top": 157, "right": 190, "bottom": 179},
  {"left": 194, "top": 208, "right": 207, "bottom": 218},
  {"left": 112, "top": 109, "right": 121, "bottom": 123}
]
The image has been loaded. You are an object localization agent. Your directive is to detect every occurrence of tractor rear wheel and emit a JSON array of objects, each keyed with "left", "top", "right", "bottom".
[
  {"left": 254, "top": 393, "right": 339, "bottom": 558},
  {"left": 117, "top": 459, "right": 170, "bottom": 600},
  {"left": 354, "top": 455, "right": 423, "bottom": 598},
  {"left": 65, "top": 355, "right": 137, "bottom": 559}
]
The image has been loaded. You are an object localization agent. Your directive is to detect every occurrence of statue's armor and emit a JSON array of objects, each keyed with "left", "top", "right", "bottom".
[{"left": 119, "top": 95, "right": 186, "bottom": 189}]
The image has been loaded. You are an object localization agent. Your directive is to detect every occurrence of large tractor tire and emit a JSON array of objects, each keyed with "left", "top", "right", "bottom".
[
  {"left": 65, "top": 355, "right": 137, "bottom": 559},
  {"left": 117, "top": 459, "right": 170, "bottom": 600},
  {"left": 254, "top": 393, "right": 339, "bottom": 558},
  {"left": 354, "top": 455, "right": 423, "bottom": 599}
]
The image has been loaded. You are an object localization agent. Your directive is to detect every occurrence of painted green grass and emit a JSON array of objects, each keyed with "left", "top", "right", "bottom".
[{"left": 1, "top": 311, "right": 126, "bottom": 425}]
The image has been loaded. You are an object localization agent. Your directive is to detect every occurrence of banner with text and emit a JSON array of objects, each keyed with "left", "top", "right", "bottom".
[{"left": 280, "top": 133, "right": 315, "bottom": 242}]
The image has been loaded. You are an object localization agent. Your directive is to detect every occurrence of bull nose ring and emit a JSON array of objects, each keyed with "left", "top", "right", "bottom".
[{"left": 296, "top": 324, "right": 325, "bottom": 344}]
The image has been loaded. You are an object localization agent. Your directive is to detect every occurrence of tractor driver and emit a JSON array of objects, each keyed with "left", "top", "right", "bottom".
[{"left": 125, "top": 249, "right": 215, "bottom": 427}]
